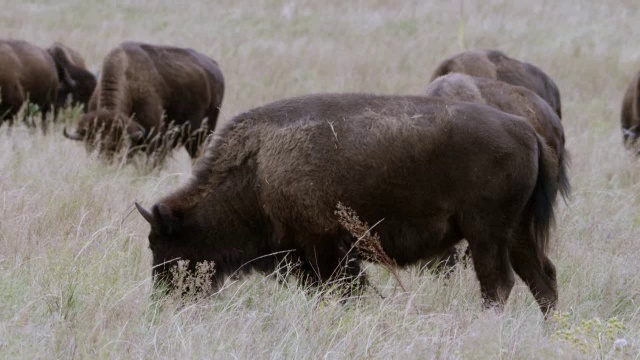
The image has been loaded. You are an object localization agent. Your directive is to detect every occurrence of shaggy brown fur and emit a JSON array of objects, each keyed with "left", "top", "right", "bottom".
[
  {"left": 65, "top": 42, "right": 225, "bottom": 160},
  {"left": 136, "top": 93, "right": 560, "bottom": 315},
  {"left": 0, "top": 40, "right": 58, "bottom": 122},
  {"left": 427, "top": 73, "right": 570, "bottom": 199},
  {"left": 621, "top": 70, "right": 640, "bottom": 148},
  {"left": 431, "top": 49, "right": 562, "bottom": 119},
  {"left": 46, "top": 42, "right": 97, "bottom": 111}
]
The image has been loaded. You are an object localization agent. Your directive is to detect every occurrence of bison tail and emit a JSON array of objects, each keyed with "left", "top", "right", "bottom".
[
  {"left": 558, "top": 149, "right": 571, "bottom": 202},
  {"left": 531, "top": 134, "right": 559, "bottom": 254}
]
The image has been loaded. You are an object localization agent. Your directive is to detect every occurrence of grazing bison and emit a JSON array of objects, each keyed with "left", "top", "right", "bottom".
[
  {"left": 136, "top": 93, "right": 560, "bottom": 315},
  {"left": 425, "top": 73, "right": 570, "bottom": 271},
  {"left": 0, "top": 39, "right": 95, "bottom": 123},
  {"left": 47, "top": 42, "right": 97, "bottom": 111},
  {"left": 431, "top": 49, "right": 562, "bottom": 119},
  {"left": 0, "top": 40, "right": 57, "bottom": 122},
  {"left": 621, "top": 70, "right": 640, "bottom": 147},
  {"left": 64, "top": 42, "right": 224, "bottom": 160}
]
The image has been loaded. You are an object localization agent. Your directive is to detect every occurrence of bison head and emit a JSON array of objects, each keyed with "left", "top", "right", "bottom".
[
  {"left": 47, "top": 42, "right": 97, "bottom": 111},
  {"left": 135, "top": 202, "right": 222, "bottom": 295},
  {"left": 63, "top": 110, "right": 146, "bottom": 158}
]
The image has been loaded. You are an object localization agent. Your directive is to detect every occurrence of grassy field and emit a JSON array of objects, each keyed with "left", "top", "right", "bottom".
[{"left": 1, "top": 0, "right": 640, "bottom": 358}]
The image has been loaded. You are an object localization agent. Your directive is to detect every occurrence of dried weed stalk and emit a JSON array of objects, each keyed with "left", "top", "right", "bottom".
[
  {"left": 335, "top": 202, "right": 407, "bottom": 292},
  {"left": 169, "top": 260, "right": 216, "bottom": 302}
]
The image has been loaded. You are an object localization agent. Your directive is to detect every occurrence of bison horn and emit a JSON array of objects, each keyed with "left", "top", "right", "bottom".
[
  {"left": 135, "top": 202, "right": 155, "bottom": 225},
  {"left": 63, "top": 127, "right": 83, "bottom": 141}
]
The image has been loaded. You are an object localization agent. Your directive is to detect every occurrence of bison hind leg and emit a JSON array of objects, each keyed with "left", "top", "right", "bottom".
[
  {"left": 465, "top": 225, "right": 516, "bottom": 311},
  {"left": 510, "top": 220, "right": 558, "bottom": 316}
]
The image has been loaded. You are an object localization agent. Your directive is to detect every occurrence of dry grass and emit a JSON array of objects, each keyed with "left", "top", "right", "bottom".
[{"left": 1, "top": 0, "right": 640, "bottom": 358}]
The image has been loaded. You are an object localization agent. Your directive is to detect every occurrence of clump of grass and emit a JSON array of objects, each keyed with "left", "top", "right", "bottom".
[
  {"left": 553, "top": 311, "right": 630, "bottom": 357},
  {"left": 335, "top": 202, "right": 407, "bottom": 293},
  {"left": 168, "top": 260, "right": 216, "bottom": 302}
]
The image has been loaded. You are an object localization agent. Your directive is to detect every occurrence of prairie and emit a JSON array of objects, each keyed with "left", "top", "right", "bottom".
[{"left": 0, "top": 0, "right": 639, "bottom": 358}]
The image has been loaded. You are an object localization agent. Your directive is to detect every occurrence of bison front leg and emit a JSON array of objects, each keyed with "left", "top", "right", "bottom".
[{"left": 468, "top": 237, "right": 515, "bottom": 311}]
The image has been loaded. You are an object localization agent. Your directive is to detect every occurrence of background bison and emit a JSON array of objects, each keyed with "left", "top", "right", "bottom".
[
  {"left": 47, "top": 42, "right": 97, "bottom": 111},
  {"left": 137, "top": 93, "right": 560, "bottom": 315},
  {"left": 0, "top": 39, "right": 95, "bottom": 124},
  {"left": 424, "top": 73, "right": 570, "bottom": 272},
  {"left": 431, "top": 49, "right": 563, "bottom": 120},
  {"left": 427, "top": 73, "right": 570, "bottom": 199},
  {"left": 0, "top": 40, "right": 58, "bottom": 123},
  {"left": 64, "top": 42, "right": 224, "bottom": 162}
]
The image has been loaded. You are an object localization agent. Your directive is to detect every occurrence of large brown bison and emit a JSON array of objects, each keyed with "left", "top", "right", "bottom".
[
  {"left": 431, "top": 49, "right": 562, "bottom": 119},
  {"left": 0, "top": 39, "right": 95, "bottom": 123},
  {"left": 621, "top": 70, "right": 640, "bottom": 147},
  {"left": 63, "top": 42, "right": 225, "bottom": 160},
  {"left": 136, "top": 93, "right": 560, "bottom": 315}
]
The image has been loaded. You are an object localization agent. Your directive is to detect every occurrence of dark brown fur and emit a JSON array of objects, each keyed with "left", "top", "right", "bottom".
[
  {"left": 0, "top": 40, "right": 58, "bottom": 122},
  {"left": 427, "top": 73, "right": 570, "bottom": 199},
  {"left": 47, "top": 42, "right": 97, "bottom": 111},
  {"left": 431, "top": 49, "right": 562, "bottom": 119},
  {"left": 621, "top": 70, "right": 640, "bottom": 147},
  {"left": 425, "top": 73, "right": 570, "bottom": 273},
  {"left": 66, "top": 42, "right": 224, "bottom": 159},
  {"left": 136, "top": 93, "right": 560, "bottom": 315}
]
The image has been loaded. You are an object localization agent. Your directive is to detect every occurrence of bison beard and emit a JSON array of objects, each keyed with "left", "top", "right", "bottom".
[{"left": 136, "top": 93, "right": 560, "bottom": 316}]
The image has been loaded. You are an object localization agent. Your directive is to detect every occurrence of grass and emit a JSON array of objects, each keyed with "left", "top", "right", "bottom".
[{"left": 1, "top": 0, "right": 640, "bottom": 358}]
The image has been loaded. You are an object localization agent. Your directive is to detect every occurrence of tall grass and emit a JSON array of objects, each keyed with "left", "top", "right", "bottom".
[{"left": 1, "top": 0, "right": 639, "bottom": 358}]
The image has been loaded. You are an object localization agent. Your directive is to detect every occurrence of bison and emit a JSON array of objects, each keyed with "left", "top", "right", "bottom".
[
  {"left": 63, "top": 42, "right": 225, "bottom": 161},
  {"left": 47, "top": 42, "right": 97, "bottom": 111},
  {"left": 427, "top": 73, "right": 570, "bottom": 200},
  {"left": 431, "top": 49, "right": 562, "bottom": 119},
  {"left": 621, "top": 70, "right": 640, "bottom": 148},
  {"left": 424, "top": 73, "right": 570, "bottom": 271},
  {"left": 136, "top": 93, "right": 560, "bottom": 315},
  {"left": 0, "top": 39, "right": 95, "bottom": 123}
]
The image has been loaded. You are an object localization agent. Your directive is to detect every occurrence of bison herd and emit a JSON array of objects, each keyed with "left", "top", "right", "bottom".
[{"left": 2, "top": 38, "right": 638, "bottom": 317}]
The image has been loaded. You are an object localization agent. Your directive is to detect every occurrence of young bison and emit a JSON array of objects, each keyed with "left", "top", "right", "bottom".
[
  {"left": 64, "top": 42, "right": 224, "bottom": 161},
  {"left": 431, "top": 49, "right": 562, "bottom": 119},
  {"left": 136, "top": 93, "right": 560, "bottom": 315}
]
